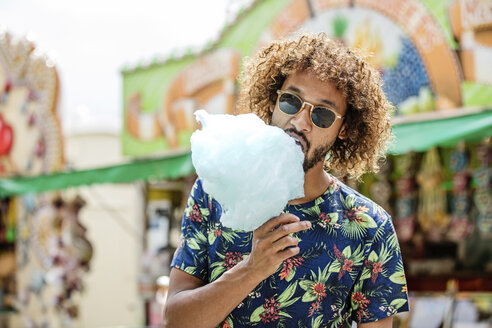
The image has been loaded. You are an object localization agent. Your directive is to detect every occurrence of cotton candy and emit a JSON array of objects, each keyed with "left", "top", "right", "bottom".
[{"left": 190, "top": 109, "right": 305, "bottom": 231}]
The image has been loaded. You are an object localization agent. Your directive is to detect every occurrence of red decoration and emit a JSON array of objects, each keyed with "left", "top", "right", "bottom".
[
  {"left": 4, "top": 80, "right": 11, "bottom": 93},
  {"left": 35, "top": 138, "right": 45, "bottom": 157},
  {"left": 0, "top": 114, "right": 13, "bottom": 156},
  {"left": 28, "top": 89, "right": 36, "bottom": 101},
  {"left": 28, "top": 113, "right": 36, "bottom": 126}
]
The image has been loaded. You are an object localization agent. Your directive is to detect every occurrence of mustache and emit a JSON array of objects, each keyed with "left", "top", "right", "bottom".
[{"left": 284, "top": 128, "right": 310, "bottom": 151}]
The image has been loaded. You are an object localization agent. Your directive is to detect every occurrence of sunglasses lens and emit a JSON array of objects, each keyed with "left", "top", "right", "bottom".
[
  {"left": 279, "top": 93, "right": 302, "bottom": 115},
  {"left": 312, "top": 107, "right": 336, "bottom": 128}
]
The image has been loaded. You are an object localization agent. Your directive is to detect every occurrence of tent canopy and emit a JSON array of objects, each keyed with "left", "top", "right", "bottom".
[
  {"left": 1, "top": 109, "right": 491, "bottom": 198},
  {"left": 0, "top": 152, "right": 194, "bottom": 198},
  {"left": 390, "top": 109, "right": 492, "bottom": 154}
]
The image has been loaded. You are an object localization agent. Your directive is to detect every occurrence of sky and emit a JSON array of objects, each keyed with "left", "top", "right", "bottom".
[{"left": 0, "top": 0, "right": 237, "bottom": 134}]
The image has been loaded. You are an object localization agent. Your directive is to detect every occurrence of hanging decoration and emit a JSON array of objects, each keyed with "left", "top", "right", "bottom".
[
  {"left": 369, "top": 158, "right": 393, "bottom": 216},
  {"left": 15, "top": 195, "right": 93, "bottom": 327},
  {"left": 393, "top": 152, "right": 417, "bottom": 243},
  {"left": 447, "top": 142, "right": 473, "bottom": 241},
  {"left": 416, "top": 147, "right": 449, "bottom": 242},
  {"left": 474, "top": 139, "right": 492, "bottom": 238},
  {"left": 40, "top": 196, "right": 93, "bottom": 322}
]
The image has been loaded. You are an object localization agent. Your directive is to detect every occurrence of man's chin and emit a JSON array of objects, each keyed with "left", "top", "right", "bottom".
[
  {"left": 303, "top": 148, "right": 329, "bottom": 172},
  {"left": 303, "top": 158, "right": 317, "bottom": 173}
]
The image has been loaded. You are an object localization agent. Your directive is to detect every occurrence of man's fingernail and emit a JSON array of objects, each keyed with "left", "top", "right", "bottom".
[{"left": 304, "top": 221, "right": 311, "bottom": 228}]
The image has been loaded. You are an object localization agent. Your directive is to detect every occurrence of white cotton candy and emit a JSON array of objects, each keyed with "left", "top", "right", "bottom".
[{"left": 190, "top": 109, "right": 305, "bottom": 231}]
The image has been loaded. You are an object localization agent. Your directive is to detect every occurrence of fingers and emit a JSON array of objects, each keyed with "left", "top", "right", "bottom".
[
  {"left": 272, "top": 235, "right": 299, "bottom": 253},
  {"left": 246, "top": 214, "right": 309, "bottom": 280},
  {"left": 278, "top": 246, "right": 300, "bottom": 261},
  {"left": 256, "top": 213, "right": 300, "bottom": 235},
  {"left": 269, "top": 219, "right": 311, "bottom": 243}
]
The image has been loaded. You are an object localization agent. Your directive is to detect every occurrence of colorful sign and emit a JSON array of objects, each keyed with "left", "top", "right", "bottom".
[
  {"left": 260, "top": 0, "right": 464, "bottom": 115},
  {"left": 123, "top": 49, "right": 240, "bottom": 155},
  {"left": 449, "top": 0, "right": 492, "bottom": 106},
  {"left": 122, "top": 0, "right": 492, "bottom": 157}
]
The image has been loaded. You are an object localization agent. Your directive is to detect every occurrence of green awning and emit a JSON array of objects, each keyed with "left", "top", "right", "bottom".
[
  {"left": 390, "top": 109, "right": 492, "bottom": 155},
  {"left": 0, "top": 152, "right": 194, "bottom": 198}
]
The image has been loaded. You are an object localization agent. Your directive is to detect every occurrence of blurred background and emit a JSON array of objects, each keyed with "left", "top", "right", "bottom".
[{"left": 0, "top": 0, "right": 491, "bottom": 327}]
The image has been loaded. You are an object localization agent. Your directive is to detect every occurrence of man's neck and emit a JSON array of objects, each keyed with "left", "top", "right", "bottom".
[{"left": 288, "top": 161, "right": 331, "bottom": 205}]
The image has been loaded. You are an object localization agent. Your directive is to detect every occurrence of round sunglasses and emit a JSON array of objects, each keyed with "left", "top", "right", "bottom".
[{"left": 276, "top": 90, "right": 344, "bottom": 129}]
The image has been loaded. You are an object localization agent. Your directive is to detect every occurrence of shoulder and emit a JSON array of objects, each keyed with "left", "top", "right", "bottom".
[
  {"left": 187, "top": 178, "right": 222, "bottom": 222},
  {"left": 191, "top": 178, "right": 205, "bottom": 195},
  {"left": 190, "top": 178, "right": 212, "bottom": 203},
  {"left": 331, "top": 176, "right": 392, "bottom": 229}
]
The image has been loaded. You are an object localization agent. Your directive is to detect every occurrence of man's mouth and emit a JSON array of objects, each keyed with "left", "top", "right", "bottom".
[
  {"left": 286, "top": 132, "right": 306, "bottom": 153},
  {"left": 294, "top": 138, "right": 304, "bottom": 152}
]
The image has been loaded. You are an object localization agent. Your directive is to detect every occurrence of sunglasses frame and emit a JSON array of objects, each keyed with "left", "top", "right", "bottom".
[{"left": 276, "top": 90, "right": 344, "bottom": 129}]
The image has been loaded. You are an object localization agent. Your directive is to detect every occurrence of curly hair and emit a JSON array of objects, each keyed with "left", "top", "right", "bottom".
[{"left": 237, "top": 33, "right": 394, "bottom": 179}]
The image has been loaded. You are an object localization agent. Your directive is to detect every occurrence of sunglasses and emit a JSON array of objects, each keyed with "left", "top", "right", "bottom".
[{"left": 276, "top": 90, "right": 344, "bottom": 129}]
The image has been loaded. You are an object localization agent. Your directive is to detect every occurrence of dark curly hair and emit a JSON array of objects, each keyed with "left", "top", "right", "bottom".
[{"left": 237, "top": 33, "right": 394, "bottom": 179}]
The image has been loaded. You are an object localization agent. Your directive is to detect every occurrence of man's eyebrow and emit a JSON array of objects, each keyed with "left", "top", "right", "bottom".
[
  {"left": 318, "top": 98, "right": 338, "bottom": 109},
  {"left": 287, "top": 86, "right": 302, "bottom": 94},
  {"left": 286, "top": 86, "right": 339, "bottom": 109}
]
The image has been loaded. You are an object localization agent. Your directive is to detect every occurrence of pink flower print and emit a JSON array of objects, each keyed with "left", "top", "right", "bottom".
[
  {"left": 342, "top": 259, "right": 353, "bottom": 272},
  {"left": 260, "top": 297, "right": 280, "bottom": 323},
  {"left": 222, "top": 252, "right": 243, "bottom": 270},
  {"left": 279, "top": 256, "right": 304, "bottom": 280},
  {"left": 189, "top": 204, "right": 202, "bottom": 222},
  {"left": 343, "top": 206, "right": 369, "bottom": 223},
  {"left": 352, "top": 292, "right": 370, "bottom": 309},
  {"left": 344, "top": 209, "right": 357, "bottom": 222},
  {"left": 372, "top": 261, "right": 383, "bottom": 274},
  {"left": 308, "top": 300, "right": 321, "bottom": 317},
  {"left": 310, "top": 282, "right": 327, "bottom": 301},
  {"left": 320, "top": 213, "right": 331, "bottom": 223}
]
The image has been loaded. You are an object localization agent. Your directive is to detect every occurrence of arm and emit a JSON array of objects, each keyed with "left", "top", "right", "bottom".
[
  {"left": 355, "top": 214, "right": 408, "bottom": 327},
  {"left": 359, "top": 316, "right": 393, "bottom": 328},
  {"left": 163, "top": 214, "right": 312, "bottom": 328}
]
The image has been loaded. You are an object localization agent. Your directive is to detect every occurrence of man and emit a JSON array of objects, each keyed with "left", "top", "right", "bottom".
[{"left": 164, "top": 33, "right": 409, "bottom": 328}]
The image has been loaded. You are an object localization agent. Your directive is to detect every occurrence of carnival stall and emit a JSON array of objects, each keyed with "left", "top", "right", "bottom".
[{"left": 119, "top": 0, "right": 492, "bottom": 325}]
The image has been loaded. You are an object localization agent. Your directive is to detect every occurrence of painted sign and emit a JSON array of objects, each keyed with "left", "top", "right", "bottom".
[
  {"left": 260, "top": 0, "right": 463, "bottom": 115},
  {"left": 122, "top": 0, "right": 492, "bottom": 157},
  {"left": 449, "top": 0, "right": 492, "bottom": 85},
  {"left": 123, "top": 49, "right": 240, "bottom": 155}
]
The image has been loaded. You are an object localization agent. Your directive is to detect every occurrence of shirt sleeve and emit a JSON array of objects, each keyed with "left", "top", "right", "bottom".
[
  {"left": 170, "top": 179, "right": 211, "bottom": 282},
  {"left": 350, "top": 213, "right": 410, "bottom": 324}
]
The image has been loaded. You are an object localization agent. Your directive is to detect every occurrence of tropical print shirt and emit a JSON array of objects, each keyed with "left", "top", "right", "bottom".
[{"left": 171, "top": 177, "right": 409, "bottom": 328}]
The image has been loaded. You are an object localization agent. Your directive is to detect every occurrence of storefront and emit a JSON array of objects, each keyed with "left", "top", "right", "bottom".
[{"left": 119, "top": 0, "right": 492, "bottom": 325}]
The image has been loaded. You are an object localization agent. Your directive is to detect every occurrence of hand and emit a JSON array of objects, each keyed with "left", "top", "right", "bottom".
[{"left": 243, "top": 213, "right": 311, "bottom": 282}]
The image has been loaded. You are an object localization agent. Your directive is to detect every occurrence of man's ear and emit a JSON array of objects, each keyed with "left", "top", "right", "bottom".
[
  {"left": 338, "top": 123, "right": 347, "bottom": 140},
  {"left": 267, "top": 104, "right": 276, "bottom": 125}
]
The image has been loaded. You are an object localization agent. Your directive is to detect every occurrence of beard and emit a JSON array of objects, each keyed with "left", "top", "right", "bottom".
[
  {"left": 303, "top": 143, "right": 331, "bottom": 172},
  {"left": 284, "top": 128, "right": 332, "bottom": 173}
]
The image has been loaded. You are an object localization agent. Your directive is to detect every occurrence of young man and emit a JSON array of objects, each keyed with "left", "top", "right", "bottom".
[{"left": 164, "top": 33, "right": 409, "bottom": 328}]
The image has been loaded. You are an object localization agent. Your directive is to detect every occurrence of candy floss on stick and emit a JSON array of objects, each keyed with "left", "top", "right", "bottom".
[{"left": 190, "top": 109, "right": 305, "bottom": 231}]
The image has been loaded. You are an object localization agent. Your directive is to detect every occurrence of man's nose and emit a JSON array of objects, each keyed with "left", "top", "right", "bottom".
[{"left": 290, "top": 102, "right": 312, "bottom": 133}]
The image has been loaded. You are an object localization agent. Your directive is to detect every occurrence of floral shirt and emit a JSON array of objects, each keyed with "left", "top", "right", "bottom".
[{"left": 171, "top": 177, "right": 409, "bottom": 328}]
